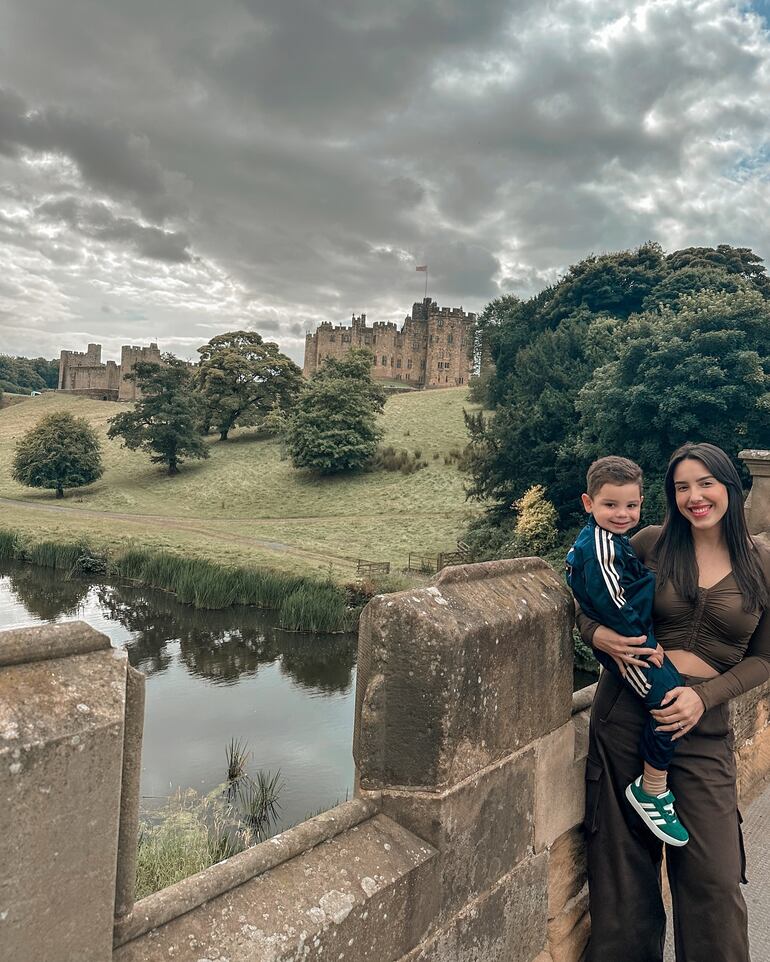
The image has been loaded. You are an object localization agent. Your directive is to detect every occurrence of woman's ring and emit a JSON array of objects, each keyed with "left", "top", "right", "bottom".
[{"left": 678, "top": 722, "right": 684, "bottom": 730}]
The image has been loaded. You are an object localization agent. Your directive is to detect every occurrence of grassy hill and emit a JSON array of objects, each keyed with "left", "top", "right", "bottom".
[{"left": 0, "top": 389, "right": 481, "bottom": 579}]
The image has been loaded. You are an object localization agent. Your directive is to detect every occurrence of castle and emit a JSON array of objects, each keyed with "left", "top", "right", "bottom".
[
  {"left": 57, "top": 342, "right": 162, "bottom": 401},
  {"left": 303, "top": 298, "right": 476, "bottom": 388}
]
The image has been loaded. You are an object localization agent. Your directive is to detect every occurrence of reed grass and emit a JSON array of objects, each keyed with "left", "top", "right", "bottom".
[
  {"left": 278, "top": 582, "right": 351, "bottom": 633},
  {"left": 0, "top": 526, "right": 352, "bottom": 632},
  {"left": 0, "top": 529, "right": 18, "bottom": 560}
]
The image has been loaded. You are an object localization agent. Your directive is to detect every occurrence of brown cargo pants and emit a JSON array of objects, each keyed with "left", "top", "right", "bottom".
[{"left": 585, "top": 670, "right": 749, "bottom": 962}]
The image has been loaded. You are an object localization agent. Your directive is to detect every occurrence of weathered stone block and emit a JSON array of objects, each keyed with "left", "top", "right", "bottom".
[
  {"left": 371, "top": 747, "right": 535, "bottom": 919},
  {"left": 547, "top": 827, "right": 587, "bottom": 920},
  {"left": 0, "top": 624, "right": 127, "bottom": 962},
  {"left": 354, "top": 558, "right": 574, "bottom": 792},
  {"left": 535, "top": 722, "right": 586, "bottom": 851},
  {"left": 739, "top": 449, "right": 770, "bottom": 535},
  {"left": 115, "top": 814, "right": 438, "bottom": 962},
  {"left": 399, "top": 853, "right": 549, "bottom": 962}
]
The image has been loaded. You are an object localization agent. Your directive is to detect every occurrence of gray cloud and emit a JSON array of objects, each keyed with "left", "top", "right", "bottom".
[
  {"left": 36, "top": 197, "right": 193, "bottom": 263},
  {"left": 0, "top": 88, "right": 182, "bottom": 221},
  {"left": 1, "top": 0, "right": 770, "bottom": 363}
]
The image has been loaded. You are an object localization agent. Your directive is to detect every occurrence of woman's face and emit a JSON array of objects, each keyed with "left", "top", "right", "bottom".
[{"left": 672, "top": 457, "right": 730, "bottom": 532}]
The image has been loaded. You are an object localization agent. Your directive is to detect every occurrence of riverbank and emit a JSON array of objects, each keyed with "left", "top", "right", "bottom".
[
  {"left": 0, "top": 527, "right": 389, "bottom": 632},
  {"left": 0, "top": 389, "right": 481, "bottom": 578}
]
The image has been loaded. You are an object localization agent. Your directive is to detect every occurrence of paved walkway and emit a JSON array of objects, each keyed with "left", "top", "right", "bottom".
[{"left": 664, "top": 777, "right": 770, "bottom": 961}]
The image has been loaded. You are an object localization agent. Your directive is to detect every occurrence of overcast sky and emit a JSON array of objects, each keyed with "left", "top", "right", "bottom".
[{"left": 1, "top": 0, "right": 770, "bottom": 365}]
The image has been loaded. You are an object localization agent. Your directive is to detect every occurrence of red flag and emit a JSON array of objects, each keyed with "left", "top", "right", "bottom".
[{"left": 415, "top": 265, "right": 428, "bottom": 272}]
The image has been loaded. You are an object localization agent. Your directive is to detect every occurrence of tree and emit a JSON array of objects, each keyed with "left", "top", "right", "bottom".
[
  {"left": 107, "top": 356, "right": 209, "bottom": 475},
  {"left": 463, "top": 242, "right": 770, "bottom": 539},
  {"left": 576, "top": 289, "right": 770, "bottom": 480},
  {"left": 286, "top": 349, "right": 385, "bottom": 474},
  {"left": 196, "top": 331, "right": 303, "bottom": 441},
  {"left": 12, "top": 411, "right": 104, "bottom": 498}
]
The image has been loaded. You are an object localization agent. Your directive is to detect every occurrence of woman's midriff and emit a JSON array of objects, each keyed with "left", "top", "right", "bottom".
[{"left": 666, "top": 648, "right": 720, "bottom": 679}]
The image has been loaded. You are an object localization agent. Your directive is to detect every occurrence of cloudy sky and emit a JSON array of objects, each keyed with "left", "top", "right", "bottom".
[{"left": 1, "top": 0, "right": 770, "bottom": 365}]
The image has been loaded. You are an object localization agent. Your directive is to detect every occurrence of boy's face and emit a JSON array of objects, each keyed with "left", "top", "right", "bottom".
[{"left": 581, "top": 482, "right": 642, "bottom": 535}]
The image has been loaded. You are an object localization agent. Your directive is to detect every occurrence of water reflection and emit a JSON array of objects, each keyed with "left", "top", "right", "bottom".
[
  {"left": 7, "top": 563, "right": 90, "bottom": 622},
  {"left": 0, "top": 560, "right": 358, "bottom": 830},
  {"left": 1, "top": 562, "right": 356, "bottom": 693}
]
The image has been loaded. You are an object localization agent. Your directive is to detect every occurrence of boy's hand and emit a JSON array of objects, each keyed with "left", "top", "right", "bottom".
[{"left": 592, "top": 625, "right": 655, "bottom": 670}]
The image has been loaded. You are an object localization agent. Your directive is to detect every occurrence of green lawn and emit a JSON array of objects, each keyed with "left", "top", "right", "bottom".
[{"left": 0, "top": 390, "right": 481, "bottom": 579}]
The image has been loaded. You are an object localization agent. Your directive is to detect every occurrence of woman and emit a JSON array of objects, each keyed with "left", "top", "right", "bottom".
[{"left": 578, "top": 442, "right": 770, "bottom": 962}]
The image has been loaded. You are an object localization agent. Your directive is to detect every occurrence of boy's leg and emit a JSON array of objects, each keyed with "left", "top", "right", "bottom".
[{"left": 637, "top": 655, "right": 684, "bottom": 771}]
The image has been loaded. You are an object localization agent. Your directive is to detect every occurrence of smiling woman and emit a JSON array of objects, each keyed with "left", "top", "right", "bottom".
[{"left": 578, "top": 441, "right": 770, "bottom": 962}]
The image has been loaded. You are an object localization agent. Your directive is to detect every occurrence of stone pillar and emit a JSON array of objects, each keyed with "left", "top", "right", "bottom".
[
  {"left": 354, "top": 558, "right": 575, "bottom": 961},
  {"left": 0, "top": 622, "right": 136, "bottom": 962},
  {"left": 739, "top": 450, "right": 770, "bottom": 536}
]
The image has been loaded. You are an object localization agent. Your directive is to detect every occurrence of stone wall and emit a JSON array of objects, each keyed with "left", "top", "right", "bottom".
[
  {"left": 2, "top": 451, "right": 770, "bottom": 961},
  {"left": 303, "top": 298, "right": 475, "bottom": 388},
  {"left": 57, "top": 341, "right": 161, "bottom": 401}
]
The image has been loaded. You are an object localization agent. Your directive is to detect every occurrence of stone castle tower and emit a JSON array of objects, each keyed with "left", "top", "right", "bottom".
[
  {"left": 58, "top": 342, "right": 162, "bottom": 401},
  {"left": 303, "top": 298, "right": 476, "bottom": 388}
]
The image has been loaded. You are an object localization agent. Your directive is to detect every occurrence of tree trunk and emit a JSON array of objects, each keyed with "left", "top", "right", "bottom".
[
  {"left": 56, "top": 484, "right": 64, "bottom": 499},
  {"left": 168, "top": 459, "right": 179, "bottom": 476},
  {"left": 219, "top": 429, "right": 229, "bottom": 441}
]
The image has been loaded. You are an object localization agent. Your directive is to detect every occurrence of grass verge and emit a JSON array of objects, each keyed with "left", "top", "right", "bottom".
[{"left": 0, "top": 527, "right": 355, "bottom": 633}]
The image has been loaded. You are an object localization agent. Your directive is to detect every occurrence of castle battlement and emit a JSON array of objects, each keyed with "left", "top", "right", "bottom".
[
  {"left": 58, "top": 341, "right": 162, "bottom": 401},
  {"left": 303, "top": 297, "right": 476, "bottom": 389}
]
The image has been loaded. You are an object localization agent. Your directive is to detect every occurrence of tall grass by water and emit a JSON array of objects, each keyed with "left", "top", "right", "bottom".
[{"left": 0, "top": 527, "right": 353, "bottom": 632}]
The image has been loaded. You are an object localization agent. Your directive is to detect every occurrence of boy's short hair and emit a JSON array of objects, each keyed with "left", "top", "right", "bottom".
[{"left": 586, "top": 456, "right": 643, "bottom": 497}]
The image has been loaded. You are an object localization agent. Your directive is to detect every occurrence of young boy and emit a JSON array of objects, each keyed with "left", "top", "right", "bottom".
[{"left": 566, "top": 456, "right": 689, "bottom": 846}]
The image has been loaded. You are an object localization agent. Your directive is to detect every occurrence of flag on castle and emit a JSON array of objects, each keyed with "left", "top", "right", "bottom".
[{"left": 415, "top": 265, "right": 427, "bottom": 271}]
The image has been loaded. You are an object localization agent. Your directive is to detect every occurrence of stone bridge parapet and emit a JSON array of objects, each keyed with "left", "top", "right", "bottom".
[{"left": 1, "top": 449, "right": 769, "bottom": 961}]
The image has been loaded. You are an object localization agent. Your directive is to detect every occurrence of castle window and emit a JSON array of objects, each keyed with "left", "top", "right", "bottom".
[
  {"left": 421, "top": 359, "right": 426, "bottom": 369},
  {"left": 437, "top": 318, "right": 444, "bottom": 328},
  {"left": 448, "top": 334, "right": 453, "bottom": 345},
  {"left": 382, "top": 356, "right": 387, "bottom": 365},
  {"left": 342, "top": 334, "right": 351, "bottom": 343},
  {"left": 390, "top": 357, "right": 394, "bottom": 367},
  {"left": 396, "top": 358, "right": 402, "bottom": 369},
  {"left": 372, "top": 335, "right": 377, "bottom": 344},
  {"left": 459, "top": 377, "right": 464, "bottom": 384},
  {"left": 329, "top": 335, "right": 336, "bottom": 342},
  {"left": 407, "top": 358, "right": 413, "bottom": 369}
]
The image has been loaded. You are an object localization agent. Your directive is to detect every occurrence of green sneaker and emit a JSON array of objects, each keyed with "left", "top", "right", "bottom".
[{"left": 625, "top": 776, "right": 689, "bottom": 847}]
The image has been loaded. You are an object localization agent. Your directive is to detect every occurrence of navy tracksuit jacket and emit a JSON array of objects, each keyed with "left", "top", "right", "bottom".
[{"left": 566, "top": 516, "right": 683, "bottom": 770}]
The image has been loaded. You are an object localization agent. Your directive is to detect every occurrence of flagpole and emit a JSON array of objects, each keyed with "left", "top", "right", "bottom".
[{"left": 424, "top": 267, "right": 428, "bottom": 300}]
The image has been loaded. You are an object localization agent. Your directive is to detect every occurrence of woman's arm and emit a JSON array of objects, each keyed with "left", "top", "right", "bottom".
[{"left": 690, "top": 610, "right": 770, "bottom": 711}]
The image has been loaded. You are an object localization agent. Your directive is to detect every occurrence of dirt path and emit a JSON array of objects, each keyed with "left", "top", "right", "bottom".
[{"left": 0, "top": 497, "right": 358, "bottom": 569}]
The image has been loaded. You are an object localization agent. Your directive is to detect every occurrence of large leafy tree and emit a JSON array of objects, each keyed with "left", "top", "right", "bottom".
[
  {"left": 464, "top": 242, "right": 770, "bottom": 533},
  {"left": 13, "top": 411, "right": 104, "bottom": 498},
  {"left": 196, "top": 331, "right": 303, "bottom": 441},
  {"left": 0, "top": 355, "right": 59, "bottom": 394},
  {"left": 107, "top": 356, "right": 208, "bottom": 475},
  {"left": 286, "top": 349, "right": 385, "bottom": 474},
  {"left": 576, "top": 289, "right": 770, "bottom": 478}
]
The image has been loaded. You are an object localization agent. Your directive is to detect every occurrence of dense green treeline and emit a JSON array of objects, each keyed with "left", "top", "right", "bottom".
[
  {"left": 0, "top": 355, "right": 58, "bottom": 395},
  {"left": 467, "top": 243, "right": 770, "bottom": 541}
]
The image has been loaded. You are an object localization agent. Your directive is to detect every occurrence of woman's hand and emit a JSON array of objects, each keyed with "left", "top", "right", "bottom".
[
  {"left": 591, "top": 625, "right": 665, "bottom": 676},
  {"left": 650, "top": 687, "right": 705, "bottom": 740}
]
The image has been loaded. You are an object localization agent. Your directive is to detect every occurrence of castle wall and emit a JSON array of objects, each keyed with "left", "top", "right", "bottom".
[
  {"left": 57, "top": 342, "right": 161, "bottom": 401},
  {"left": 303, "top": 299, "right": 475, "bottom": 389},
  {"left": 118, "top": 344, "right": 162, "bottom": 401}
]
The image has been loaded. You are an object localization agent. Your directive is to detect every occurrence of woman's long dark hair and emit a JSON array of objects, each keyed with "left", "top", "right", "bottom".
[{"left": 655, "top": 442, "right": 768, "bottom": 613}]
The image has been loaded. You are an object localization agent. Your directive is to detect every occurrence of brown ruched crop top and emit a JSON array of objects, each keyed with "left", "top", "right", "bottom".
[{"left": 576, "top": 525, "right": 770, "bottom": 712}]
